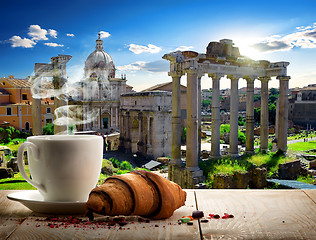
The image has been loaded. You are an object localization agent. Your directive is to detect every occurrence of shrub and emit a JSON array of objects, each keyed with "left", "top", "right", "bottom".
[
  {"left": 109, "top": 157, "right": 120, "bottom": 168},
  {"left": 42, "top": 123, "right": 54, "bottom": 135},
  {"left": 12, "top": 150, "right": 18, "bottom": 157},
  {"left": 116, "top": 169, "right": 131, "bottom": 175},
  {"left": 181, "top": 127, "right": 187, "bottom": 144},
  {"left": 220, "top": 124, "right": 246, "bottom": 144},
  {"left": 238, "top": 130, "right": 246, "bottom": 144},
  {"left": 120, "top": 161, "right": 133, "bottom": 171}
]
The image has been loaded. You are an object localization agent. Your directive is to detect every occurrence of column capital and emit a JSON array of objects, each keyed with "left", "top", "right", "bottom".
[
  {"left": 277, "top": 76, "right": 291, "bottom": 81},
  {"left": 185, "top": 68, "right": 198, "bottom": 74},
  {"left": 258, "top": 76, "right": 271, "bottom": 82},
  {"left": 243, "top": 75, "right": 256, "bottom": 82},
  {"left": 169, "top": 71, "right": 184, "bottom": 78},
  {"left": 197, "top": 71, "right": 205, "bottom": 79},
  {"left": 227, "top": 74, "right": 241, "bottom": 81},
  {"left": 184, "top": 59, "right": 199, "bottom": 74},
  {"left": 208, "top": 73, "right": 224, "bottom": 80}
]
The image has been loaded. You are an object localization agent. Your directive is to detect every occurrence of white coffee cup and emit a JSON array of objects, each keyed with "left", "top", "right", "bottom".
[{"left": 17, "top": 135, "right": 103, "bottom": 202}]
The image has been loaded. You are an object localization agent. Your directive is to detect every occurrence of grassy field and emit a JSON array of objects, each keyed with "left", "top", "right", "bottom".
[
  {"left": 287, "top": 141, "right": 316, "bottom": 152},
  {"left": 0, "top": 165, "right": 36, "bottom": 190}
]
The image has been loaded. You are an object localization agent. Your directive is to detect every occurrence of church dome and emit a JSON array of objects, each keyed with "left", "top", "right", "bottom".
[
  {"left": 85, "top": 51, "right": 113, "bottom": 69},
  {"left": 84, "top": 33, "right": 116, "bottom": 79}
]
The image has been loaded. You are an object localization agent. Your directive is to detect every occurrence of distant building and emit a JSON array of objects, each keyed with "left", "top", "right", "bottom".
[
  {"left": 289, "top": 84, "right": 316, "bottom": 128},
  {"left": 0, "top": 75, "right": 54, "bottom": 132},
  {"left": 202, "top": 89, "right": 212, "bottom": 101},
  {"left": 71, "top": 33, "right": 132, "bottom": 134},
  {"left": 142, "top": 82, "right": 187, "bottom": 126},
  {"left": 120, "top": 91, "right": 172, "bottom": 159}
]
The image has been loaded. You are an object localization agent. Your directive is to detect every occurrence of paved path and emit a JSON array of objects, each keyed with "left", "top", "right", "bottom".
[
  {"left": 268, "top": 179, "right": 316, "bottom": 189},
  {"left": 288, "top": 137, "right": 315, "bottom": 144}
]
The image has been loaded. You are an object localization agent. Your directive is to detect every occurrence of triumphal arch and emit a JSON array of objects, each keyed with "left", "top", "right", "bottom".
[{"left": 163, "top": 39, "right": 290, "bottom": 187}]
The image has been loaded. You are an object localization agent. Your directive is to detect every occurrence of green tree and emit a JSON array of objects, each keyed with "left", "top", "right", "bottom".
[
  {"left": 238, "top": 115, "right": 245, "bottom": 126},
  {"left": 220, "top": 124, "right": 230, "bottom": 136},
  {"left": 42, "top": 123, "right": 54, "bottom": 135},
  {"left": 219, "top": 124, "right": 246, "bottom": 144},
  {"left": 268, "top": 88, "right": 279, "bottom": 105},
  {"left": 120, "top": 161, "right": 133, "bottom": 171},
  {"left": 268, "top": 103, "right": 276, "bottom": 124},
  {"left": 181, "top": 127, "right": 187, "bottom": 144},
  {"left": 202, "top": 99, "right": 212, "bottom": 108},
  {"left": 254, "top": 107, "right": 261, "bottom": 124},
  {"left": 254, "top": 94, "right": 261, "bottom": 102}
]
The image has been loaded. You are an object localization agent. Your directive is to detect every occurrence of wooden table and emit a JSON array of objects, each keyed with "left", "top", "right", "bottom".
[{"left": 1, "top": 189, "right": 315, "bottom": 239}]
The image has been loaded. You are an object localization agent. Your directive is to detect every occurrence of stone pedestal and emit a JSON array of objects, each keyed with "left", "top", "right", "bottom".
[
  {"left": 168, "top": 164, "right": 204, "bottom": 189},
  {"left": 213, "top": 174, "right": 233, "bottom": 189}
]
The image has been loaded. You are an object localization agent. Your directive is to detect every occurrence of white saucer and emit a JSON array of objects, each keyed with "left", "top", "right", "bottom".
[{"left": 7, "top": 190, "right": 86, "bottom": 214}]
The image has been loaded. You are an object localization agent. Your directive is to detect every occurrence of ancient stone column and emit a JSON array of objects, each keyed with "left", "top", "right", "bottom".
[
  {"left": 277, "top": 76, "right": 290, "bottom": 153},
  {"left": 32, "top": 97, "right": 42, "bottom": 136},
  {"left": 245, "top": 76, "right": 255, "bottom": 154},
  {"left": 197, "top": 75, "right": 202, "bottom": 159},
  {"left": 210, "top": 74, "right": 221, "bottom": 158},
  {"left": 186, "top": 70, "right": 199, "bottom": 170},
  {"left": 118, "top": 111, "right": 125, "bottom": 151},
  {"left": 228, "top": 75, "right": 239, "bottom": 156},
  {"left": 259, "top": 76, "right": 270, "bottom": 152},
  {"left": 146, "top": 115, "right": 153, "bottom": 159},
  {"left": 170, "top": 73, "right": 183, "bottom": 165},
  {"left": 124, "top": 111, "right": 131, "bottom": 152},
  {"left": 137, "top": 112, "right": 144, "bottom": 155}
]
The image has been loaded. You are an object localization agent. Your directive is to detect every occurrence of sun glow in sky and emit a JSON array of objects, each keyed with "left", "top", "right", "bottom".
[{"left": 1, "top": 0, "right": 316, "bottom": 91}]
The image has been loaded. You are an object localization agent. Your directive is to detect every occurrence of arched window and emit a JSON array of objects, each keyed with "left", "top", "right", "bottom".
[{"left": 25, "top": 122, "right": 30, "bottom": 131}]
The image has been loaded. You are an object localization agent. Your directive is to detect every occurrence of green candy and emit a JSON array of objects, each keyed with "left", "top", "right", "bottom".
[{"left": 179, "top": 217, "right": 191, "bottom": 223}]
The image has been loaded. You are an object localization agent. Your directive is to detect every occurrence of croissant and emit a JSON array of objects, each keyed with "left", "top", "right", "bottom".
[{"left": 85, "top": 170, "right": 187, "bottom": 220}]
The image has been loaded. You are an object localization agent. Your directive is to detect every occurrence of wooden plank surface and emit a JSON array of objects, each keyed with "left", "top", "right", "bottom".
[
  {"left": 0, "top": 190, "right": 32, "bottom": 240},
  {"left": 304, "top": 189, "right": 316, "bottom": 203},
  {"left": 7, "top": 190, "right": 200, "bottom": 240},
  {"left": 195, "top": 189, "right": 316, "bottom": 240}
]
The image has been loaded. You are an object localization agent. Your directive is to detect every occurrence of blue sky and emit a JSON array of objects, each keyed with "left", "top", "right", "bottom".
[{"left": 1, "top": 0, "right": 316, "bottom": 91}]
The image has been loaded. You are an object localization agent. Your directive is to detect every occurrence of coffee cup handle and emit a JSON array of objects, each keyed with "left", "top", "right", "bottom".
[{"left": 17, "top": 142, "right": 46, "bottom": 193}]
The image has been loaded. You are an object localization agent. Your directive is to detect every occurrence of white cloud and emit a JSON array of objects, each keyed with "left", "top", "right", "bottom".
[
  {"left": 128, "top": 44, "right": 162, "bottom": 54},
  {"left": 44, "top": 42, "right": 64, "bottom": 47},
  {"left": 10, "top": 36, "right": 36, "bottom": 48},
  {"left": 66, "top": 33, "right": 75, "bottom": 37},
  {"left": 253, "top": 23, "right": 316, "bottom": 53},
  {"left": 117, "top": 61, "right": 146, "bottom": 71},
  {"left": 117, "top": 60, "right": 168, "bottom": 72},
  {"left": 48, "top": 29, "right": 57, "bottom": 38},
  {"left": 175, "top": 46, "right": 194, "bottom": 51},
  {"left": 99, "top": 31, "right": 110, "bottom": 39},
  {"left": 28, "top": 25, "right": 48, "bottom": 41}
]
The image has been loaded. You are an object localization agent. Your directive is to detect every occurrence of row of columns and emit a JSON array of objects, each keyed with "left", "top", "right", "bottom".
[
  {"left": 119, "top": 111, "right": 153, "bottom": 157},
  {"left": 170, "top": 70, "right": 290, "bottom": 173}
]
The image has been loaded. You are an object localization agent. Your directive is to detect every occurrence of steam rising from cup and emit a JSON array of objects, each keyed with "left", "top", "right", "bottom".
[{"left": 29, "top": 63, "right": 110, "bottom": 135}]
